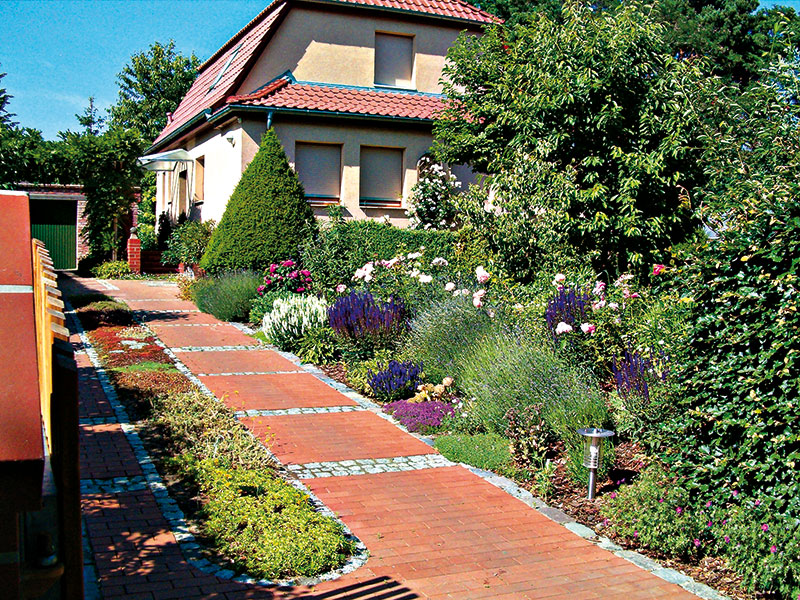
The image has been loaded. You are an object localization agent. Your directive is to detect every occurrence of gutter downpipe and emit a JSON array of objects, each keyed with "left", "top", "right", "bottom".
[{"left": 267, "top": 110, "right": 274, "bottom": 129}]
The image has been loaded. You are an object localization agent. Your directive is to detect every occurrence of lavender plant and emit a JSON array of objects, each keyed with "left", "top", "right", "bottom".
[
  {"left": 367, "top": 360, "right": 424, "bottom": 402},
  {"left": 327, "top": 290, "right": 409, "bottom": 358}
]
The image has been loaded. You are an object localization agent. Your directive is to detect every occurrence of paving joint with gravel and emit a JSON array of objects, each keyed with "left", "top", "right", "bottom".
[
  {"left": 69, "top": 303, "right": 370, "bottom": 588},
  {"left": 287, "top": 454, "right": 456, "bottom": 480}
]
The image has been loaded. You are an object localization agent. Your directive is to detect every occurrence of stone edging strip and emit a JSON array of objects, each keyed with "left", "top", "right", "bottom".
[
  {"left": 234, "top": 406, "right": 365, "bottom": 418},
  {"left": 69, "top": 303, "right": 370, "bottom": 588}
]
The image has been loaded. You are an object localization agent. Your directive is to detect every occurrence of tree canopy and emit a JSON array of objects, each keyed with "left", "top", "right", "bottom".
[
  {"left": 435, "top": 1, "right": 717, "bottom": 276},
  {"left": 109, "top": 40, "right": 200, "bottom": 143}
]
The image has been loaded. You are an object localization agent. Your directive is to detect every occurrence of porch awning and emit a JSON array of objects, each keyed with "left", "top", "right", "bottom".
[{"left": 137, "top": 149, "right": 192, "bottom": 171}]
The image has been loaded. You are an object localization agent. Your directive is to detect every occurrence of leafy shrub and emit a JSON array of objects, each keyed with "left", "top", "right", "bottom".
[
  {"left": 248, "top": 290, "right": 286, "bottom": 325},
  {"left": 156, "top": 211, "right": 173, "bottom": 249},
  {"left": 600, "top": 465, "right": 713, "bottom": 561},
  {"left": 91, "top": 260, "right": 132, "bottom": 279},
  {"left": 161, "top": 219, "right": 215, "bottom": 266},
  {"left": 720, "top": 500, "right": 800, "bottom": 597},
  {"left": 405, "top": 296, "right": 494, "bottom": 385},
  {"left": 328, "top": 290, "right": 409, "bottom": 359},
  {"left": 201, "top": 129, "right": 316, "bottom": 274},
  {"left": 434, "top": 433, "right": 514, "bottom": 474},
  {"left": 296, "top": 326, "right": 339, "bottom": 364},
  {"left": 505, "top": 404, "right": 556, "bottom": 466},
  {"left": 176, "top": 275, "right": 196, "bottom": 301},
  {"left": 407, "top": 155, "right": 460, "bottom": 230},
  {"left": 261, "top": 295, "right": 328, "bottom": 352},
  {"left": 662, "top": 56, "right": 800, "bottom": 517},
  {"left": 258, "top": 259, "right": 313, "bottom": 295},
  {"left": 192, "top": 271, "right": 262, "bottom": 322},
  {"left": 137, "top": 222, "right": 157, "bottom": 250},
  {"left": 367, "top": 360, "right": 424, "bottom": 402},
  {"left": 300, "top": 218, "right": 456, "bottom": 291},
  {"left": 383, "top": 400, "right": 454, "bottom": 434}
]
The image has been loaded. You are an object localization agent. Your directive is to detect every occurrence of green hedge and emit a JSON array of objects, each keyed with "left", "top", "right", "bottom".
[{"left": 300, "top": 219, "right": 457, "bottom": 291}]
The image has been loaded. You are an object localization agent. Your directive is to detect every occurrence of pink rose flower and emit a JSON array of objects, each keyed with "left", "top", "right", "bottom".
[
  {"left": 475, "top": 266, "right": 491, "bottom": 284},
  {"left": 580, "top": 323, "right": 596, "bottom": 335},
  {"left": 652, "top": 264, "right": 666, "bottom": 276},
  {"left": 444, "top": 282, "right": 456, "bottom": 292},
  {"left": 761, "top": 523, "right": 769, "bottom": 532},
  {"left": 335, "top": 284, "right": 346, "bottom": 293}
]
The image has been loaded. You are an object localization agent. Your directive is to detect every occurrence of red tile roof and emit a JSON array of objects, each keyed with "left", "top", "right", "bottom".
[
  {"left": 227, "top": 78, "right": 446, "bottom": 120},
  {"left": 151, "top": 0, "right": 495, "bottom": 149},
  {"left": 152, "top": 3, "right": 288, "bottom": 146}
]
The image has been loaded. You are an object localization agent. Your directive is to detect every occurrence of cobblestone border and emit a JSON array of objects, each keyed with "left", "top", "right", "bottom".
[
  {"left": 69, "top": 303, "right": 370, "bottom": 589},
  {"left": 234, "top": 406, "right": 365, "bottom": 418},
  {"left": 287, "top": 454, "right": 455, "bottom": 480},
  {"left": 199, "top": 370, "right": 306, "bottom": 376}
]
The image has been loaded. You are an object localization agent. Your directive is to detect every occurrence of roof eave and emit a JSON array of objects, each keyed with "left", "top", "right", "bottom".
[
  {"left": 294, "top": 0, "right": 498, "bottom": 27},
  {"left": 146, "top": 110, "right": 212, "bottom": 154},
  {"left": 215, "top": 103, "right": 438, "bottom": 125}
]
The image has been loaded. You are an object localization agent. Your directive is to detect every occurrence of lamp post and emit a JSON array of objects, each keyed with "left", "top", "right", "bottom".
[{"left": 577, "top": 428, "right": 615, "bottom": 500}]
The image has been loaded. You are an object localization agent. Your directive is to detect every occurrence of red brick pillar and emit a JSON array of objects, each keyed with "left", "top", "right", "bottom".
[{"left": 127, "top": 230, "right": 141, "bottom": 274}]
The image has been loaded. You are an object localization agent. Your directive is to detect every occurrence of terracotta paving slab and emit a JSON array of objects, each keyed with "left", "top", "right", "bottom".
[
  {"left": 306, "top": 467, "right": 695, "bottom": 600},
  {"left": 241, "top": 412, "right": 435, "bottom": 464},
  {"left": 111, "top": 280, "right": 180, "bottom": 299},
  {"left": 177, "top": 349, "right": 298, "bottom": 374},
  {"left": 139, "top": 311, "right": 222, "bottom": 326},
  {"left": 149, "top": 323, "right": 259, "bottom": 347},
  {"left": 80, "top": 423, "right": 143, "bottom": 479},
  {"left": 200, "top": 373, "right": 358, "bottom": 410},
  {"left": 124, "top": 298, "right": 199, "bottom": 311}
]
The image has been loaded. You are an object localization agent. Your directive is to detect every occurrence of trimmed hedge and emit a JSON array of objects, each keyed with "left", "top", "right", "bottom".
[
  {"left": 300, "top": 219, "right": 457, "bottom": 290},
  {"left": 201, "top": 129, "right": 316, "bottom": 273}
]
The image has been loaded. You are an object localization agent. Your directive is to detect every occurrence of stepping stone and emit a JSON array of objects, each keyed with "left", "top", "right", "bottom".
[
  {"left": 150, "top": 323, "right": 258, "bottom": 348},
  {"left": 202, "top": 373, "right": 358, "bottom": 411}
]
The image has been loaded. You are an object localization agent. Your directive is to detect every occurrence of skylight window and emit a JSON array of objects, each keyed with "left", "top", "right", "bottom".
[{"left": 208, "top": 44, "right": 242, "bottom": 93}]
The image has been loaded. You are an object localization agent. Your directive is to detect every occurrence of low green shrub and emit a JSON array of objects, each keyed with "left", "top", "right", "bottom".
[
  {"left": 189, "top": 456, "right": 355, "bottom": 580},
  {"left": 600, "top": 465, "right": 712, "bottom": 561},
  {"left": 296, "top": 326, "right": 339, "bottom": 364},
  {"left": 92, "top": 260, "right": 132, "bottom": 279},
  {"left": 161, "top": 219, "right": 216, "bottom": 266},
  {"left": 342, "top": 350, "right": 395, "bottom": 396},
  {"left": 153, "top": 391, "right": 354, "bottom": 579},
  {"left": 192, "top": 271, "right": 262, "bottom": 322},
  {"left": 249, "top": 290, "right": 287, "bottom": 325},
  {"left": 261, "top": 295, "right": 327, "bottom": 352},
  {"left": 300, "top": 218, "right": 457, "bottom": 292},
  {"left": 434, "top": 433, "right": 514, "bottom": 475},
  {"left": 137, "top": 223, "right": 157, "bottom": 250}
]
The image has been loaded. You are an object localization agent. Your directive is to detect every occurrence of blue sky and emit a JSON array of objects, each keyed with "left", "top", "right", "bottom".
[{"left": 1, "top": 0, "right": 798, "bottom": 140}]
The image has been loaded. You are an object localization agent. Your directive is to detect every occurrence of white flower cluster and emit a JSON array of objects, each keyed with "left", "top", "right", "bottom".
[{"left": 262, "top": 295, "right": 328, "bottom": 349}]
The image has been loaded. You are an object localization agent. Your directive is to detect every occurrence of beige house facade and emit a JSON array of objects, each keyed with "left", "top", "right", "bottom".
[{"left": 144, "top": 0, "right": 494, "bottom": 227}]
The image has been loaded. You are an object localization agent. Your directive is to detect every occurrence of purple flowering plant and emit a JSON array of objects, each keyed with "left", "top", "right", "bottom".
[
  {"left": 383, "top": 400, "right": 454, "bottom": 434},
  {"left": 258, "top": 259, "right": 313, "bottom": 295},
  {"left": 367, "top": 360, "right": 424, "bottom": 402},
  {"left": 328, "top": 290, "right": 409, "bottom": 357}
]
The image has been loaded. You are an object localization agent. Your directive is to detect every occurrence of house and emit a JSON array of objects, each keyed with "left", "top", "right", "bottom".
[{"left": 141, "top": 0, "right": 495, "bottom": 227}]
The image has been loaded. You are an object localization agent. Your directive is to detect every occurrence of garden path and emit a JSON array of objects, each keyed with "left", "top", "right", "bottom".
[{"left": 66, "top": 275, "right": 706, "bottom": 600}]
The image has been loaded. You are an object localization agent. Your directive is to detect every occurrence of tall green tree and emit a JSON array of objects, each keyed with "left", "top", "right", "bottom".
[
  {"left": 0, "top": 67, "right": 15, "bottom": 127},
  {"left": 436, "top": 1, "right": 717, "bottom": 277},
  {"left": 76, "top": 96, "right": 106, "bottom": 136},
  {"left": 109, "top": 40, "right": 200, "bottom": 143}
]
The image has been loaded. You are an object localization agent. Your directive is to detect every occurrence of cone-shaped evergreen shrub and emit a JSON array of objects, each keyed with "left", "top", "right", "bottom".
[{"left": 201, "top": 129, "right": 316, "bottom": 273}]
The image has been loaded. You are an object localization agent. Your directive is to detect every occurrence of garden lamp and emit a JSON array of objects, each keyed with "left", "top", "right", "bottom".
[{"left": 577, "top": 428, "right": 615, "bottom": 500}]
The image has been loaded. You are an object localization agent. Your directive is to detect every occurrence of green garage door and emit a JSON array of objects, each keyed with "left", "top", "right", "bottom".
[{"left": 30, "top": 199, "right": 78, "bottom": 270}]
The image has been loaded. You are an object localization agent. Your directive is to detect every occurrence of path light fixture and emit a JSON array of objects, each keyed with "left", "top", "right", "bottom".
[{"left": 577, "top": 428, "right": 615, "bottom": 500}]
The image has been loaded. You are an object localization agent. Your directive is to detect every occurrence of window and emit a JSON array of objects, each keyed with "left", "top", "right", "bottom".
[
  {"left": 360, "top": 146, "right": 403, "bottom": 207},
  {"left": 208, "top": 44, "right": 242, "bottom": 93},
  {"left": 374, "top": 33, "right": 413, "bottom": 88},
  {"left": 295, "top": 142, "right": 341, "bottom": 204},
  {"left": 194, "top": 157, "right": 205, "bottom": 204}
]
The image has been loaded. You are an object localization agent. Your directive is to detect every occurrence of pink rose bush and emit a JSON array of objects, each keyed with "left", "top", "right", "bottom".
[{"left": 258, "top": 259, "right": 314, "bottom": 295}]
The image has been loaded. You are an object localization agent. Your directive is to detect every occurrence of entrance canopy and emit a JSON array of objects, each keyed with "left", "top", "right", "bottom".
[{"left": 137, "top": 149, "right": 192, "bottom": 171}]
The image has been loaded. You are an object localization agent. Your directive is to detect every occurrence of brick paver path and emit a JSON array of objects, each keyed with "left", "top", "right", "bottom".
[{"left": 66, "top": 275, "right": 702, "bottom": 599}]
